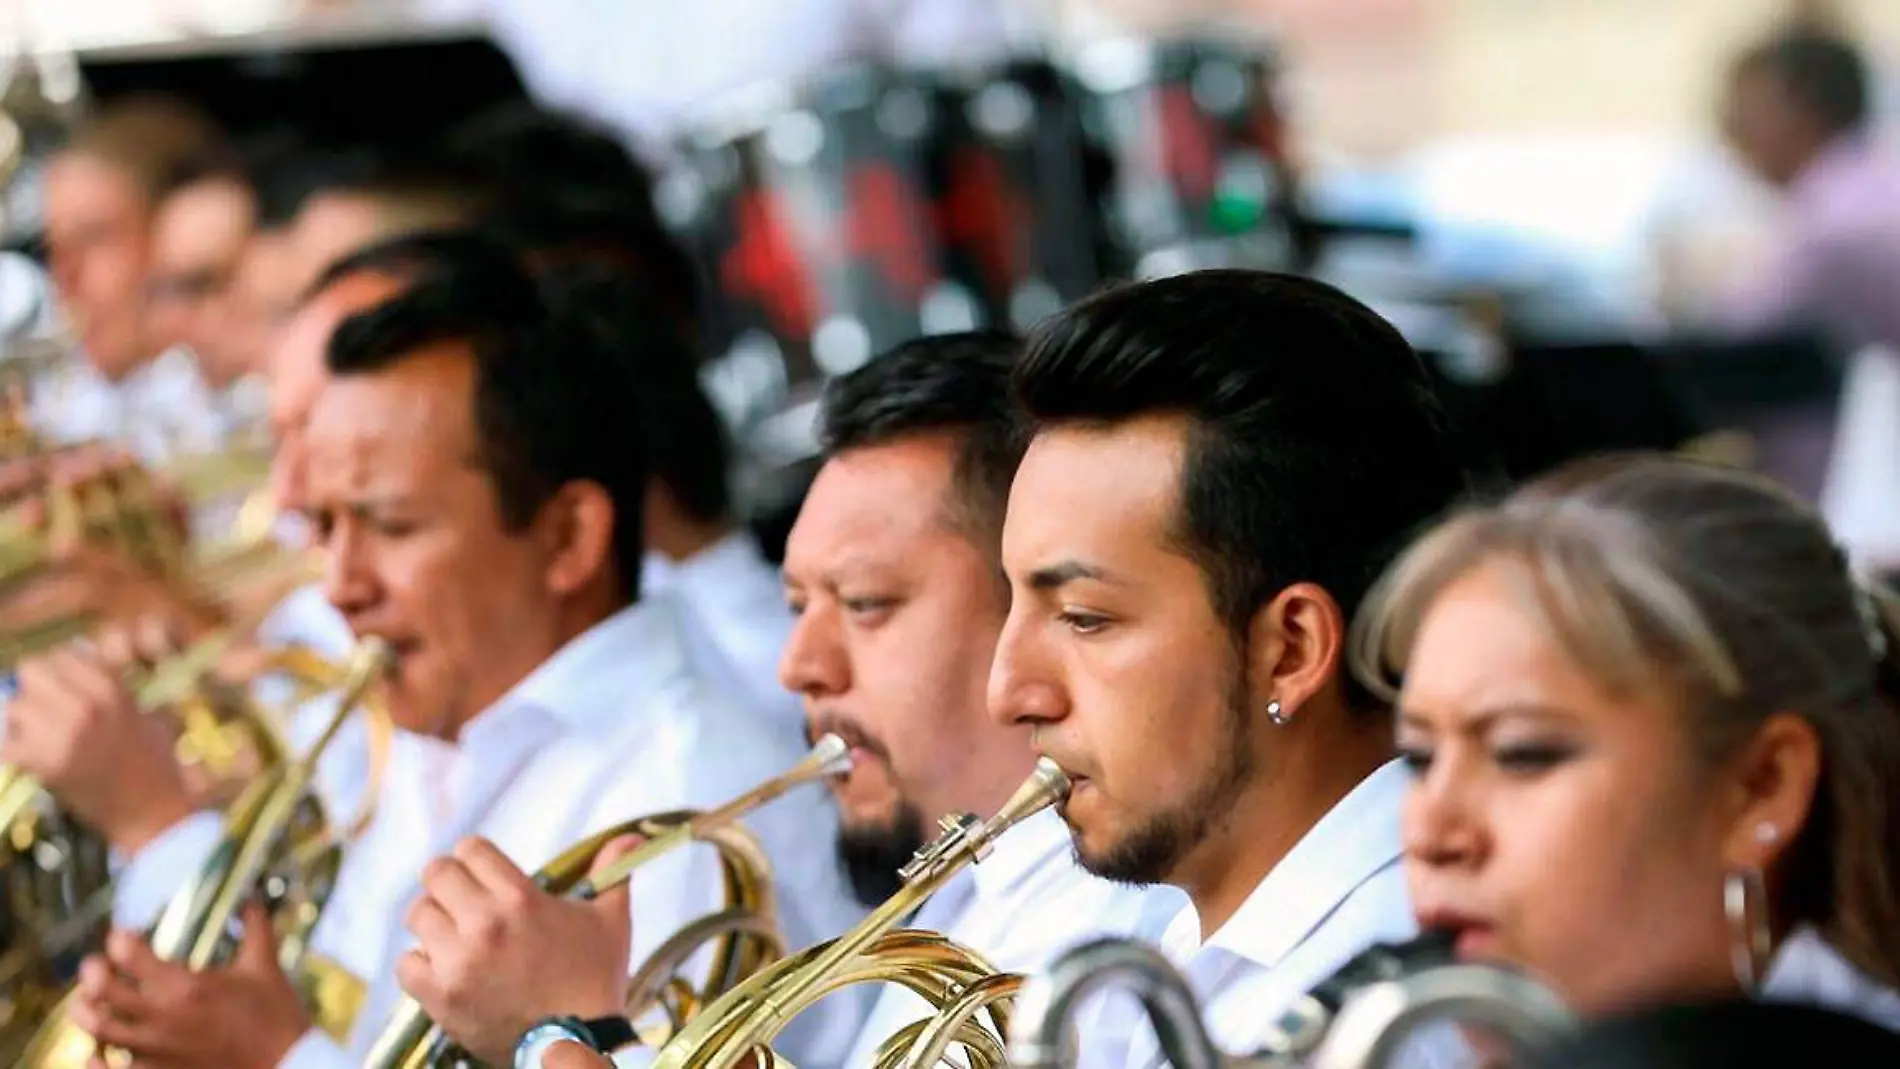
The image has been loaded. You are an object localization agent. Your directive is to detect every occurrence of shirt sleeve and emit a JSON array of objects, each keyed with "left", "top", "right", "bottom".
[
  {"left": 109, "top": 809, "right": 225, "bottom": 930},
  {"left": 277, "top": 1028, "right": 357, "bottom": 1069}
]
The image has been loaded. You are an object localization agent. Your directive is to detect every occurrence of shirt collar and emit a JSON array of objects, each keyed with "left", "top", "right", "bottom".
[
  {"left": 1195, "top": 759, "right": 1410, "bottom": 967},
  {"left": 642, "top": 530, "right": 768, "bottom": 595},
  {"left": 969, "top": 807, "right": 1074, "bottom": 901},
  {"left": 469, "top": 592, "right": 693, "bottom": 739}
]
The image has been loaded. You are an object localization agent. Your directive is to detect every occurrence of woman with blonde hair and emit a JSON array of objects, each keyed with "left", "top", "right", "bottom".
[{"left": 1354, "top": 452, "right": 1900, "bottom": 1029}]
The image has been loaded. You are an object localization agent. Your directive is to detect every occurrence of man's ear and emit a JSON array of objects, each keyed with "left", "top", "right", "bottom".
[
  {"left": 1245, "top": 581, "right": 1346, "bottom": 725},
  {"left": 539, "top": 482, "right": 618, "bottom": 598}
]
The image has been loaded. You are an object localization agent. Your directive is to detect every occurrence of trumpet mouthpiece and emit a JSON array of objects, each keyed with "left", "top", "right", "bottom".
[{"left": 810, "top": 733, "right": 852, "bottom": 777}]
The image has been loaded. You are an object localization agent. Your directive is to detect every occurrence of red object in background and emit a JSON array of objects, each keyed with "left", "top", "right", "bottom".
[
  {"left": 1158, "top": 85, "right": 1219, "bottom": 203},
  {"left": 722, "top": 189, "right": 819, "bottom": 341},
  {"left": 936, "top": 147, "right": 1027, "bottom": 299},
  {"left": 844, "top": 163, "right": 937, "bottom": 304}
]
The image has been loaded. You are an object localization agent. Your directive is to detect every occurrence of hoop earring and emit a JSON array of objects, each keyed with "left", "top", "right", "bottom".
[
  {"left": 1724, "top": 867, "right": 1773, "bottom": 991},
  {"left": 1266, "top": 699, "right": 1289, "bottom": 726}
]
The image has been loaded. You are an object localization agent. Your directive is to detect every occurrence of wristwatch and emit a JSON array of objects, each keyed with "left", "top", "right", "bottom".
[{"left": 514, "top": 1015, "right": 638, "bottom": 1068}]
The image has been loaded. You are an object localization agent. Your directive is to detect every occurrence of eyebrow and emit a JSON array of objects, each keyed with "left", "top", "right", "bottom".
[
  {"left": 1026, "top": 560, "right": 1112, "bottom": 592},
  {"left": 1396, "top": 701, "right": 1582, "bottom": 734}
]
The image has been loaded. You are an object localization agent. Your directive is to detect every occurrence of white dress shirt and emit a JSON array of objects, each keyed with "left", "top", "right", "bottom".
[
  {"left": 111, "top": 592, "right": 867, "bottom": 1069},
  {"left": 641, "top": 532, "right": 802, "bottom": 735},
  {"left": 844, "top": 809, "right": 1183, "bottom": 1067},
  {"left": 1117, "top": 761, "right": 1419, "bottom": 1068},
  {"left": 28, "top": 346, "right": 232, "bottom": 464},
  {"left": 1763, "top": 925, "right": 1900, "bottom": 1033}
]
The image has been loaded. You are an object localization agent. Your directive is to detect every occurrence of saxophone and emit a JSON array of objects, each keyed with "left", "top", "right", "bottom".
[
  {"left": 1006, "top": 931, "right": 1578, "bottom": 1068},
  {"left": 360, "top": 733, "right": 853, "bottom": 1069},
  {"left": 647, "top": 757, "right": 1073, "bottom": 1069},
  {"left": 11, "top": 638, "right": 393, "bottom": 1068}
]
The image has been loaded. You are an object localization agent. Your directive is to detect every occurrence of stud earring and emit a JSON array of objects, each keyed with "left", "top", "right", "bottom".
[
  {"left": 1266, "top": 699, "right": 1289, "bottom": 726},
  {"left": 1755, "top": 822, "right": 1780, "bottom": 845}
]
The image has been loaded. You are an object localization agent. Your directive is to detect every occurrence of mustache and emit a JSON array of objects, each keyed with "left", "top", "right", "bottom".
[{"left": 806, "top": 711, "right": 893, "bottom": 766}]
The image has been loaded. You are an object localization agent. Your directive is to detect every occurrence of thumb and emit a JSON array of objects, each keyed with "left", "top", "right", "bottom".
[{"left": 234, "top": 898, "right": 283, "bottom": 972}]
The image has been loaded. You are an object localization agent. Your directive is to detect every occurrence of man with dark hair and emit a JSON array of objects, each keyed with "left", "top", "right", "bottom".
[
  {"left": 34, "top": 94, "right": 231, "bottom": 459},
  {"left": 444, "top": 110, "right": 789, "bottom": 729},
  {"left": 498, "top": 331, "right": 1175, "bottom": 1069},
  {"left": 1712, "top": 27, "right": 1900, "bottom": 354},
  {"left": 60, "top": 232, "right": 861, "bottom": 1069},
  {"left": 279, "top": 148, "right": 495, "bottom": 302},
  {"left": 558, "top": 271, "right": 800, "bottom": 731},
  {"left": 990, "top": 269, "right": 1467, "bottom": 1064}
]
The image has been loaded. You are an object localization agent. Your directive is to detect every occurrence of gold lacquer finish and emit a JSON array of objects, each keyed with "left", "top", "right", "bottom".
[
  {"left": 0, "top": 447, "right": 293, "bottom": 674},
  {"left": 11, "top": 639, "right": 392, "bottom": 1069},
  {"left": 647, "top": 758, "right": 1071, "bottom": 1069},
  {"left": 361, "top": 735, "right": 854, "bottom": 1069}
]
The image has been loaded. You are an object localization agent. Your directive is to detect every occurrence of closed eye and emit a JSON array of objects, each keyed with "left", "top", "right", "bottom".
[{"left": 1057, "top": 610, "right": 1111, "bottom": 635}]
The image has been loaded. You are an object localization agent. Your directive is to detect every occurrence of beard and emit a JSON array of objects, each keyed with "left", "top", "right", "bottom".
[
  {"left": 837, "top": 799, "right": 928, "bottom": 907},
  {"left": 1075, "top": 660, "right": 1256, "bottom": 886}
]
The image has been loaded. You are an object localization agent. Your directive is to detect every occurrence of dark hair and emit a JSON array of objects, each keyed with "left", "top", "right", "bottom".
[
  {"left": 820, "top": 330, "right": 1026, "bottom": 551},
  {"left": 542, "top": 266, "right": 731, "bottom": 523},
  {"left": 323, "top": 231, "right": 649, "bottom": 603},
  {"left": 446, "top": 105, "right": 702, "bottom": 342},
  {"left": 1014, "top": 270, "right": 1466, "bottom": 713},
  {"left": 1738, "top": 29, "right": 1871, "bottom": 136},
  {"left": 1527, "top": 999, "right": 1900, "bottom": 1069}
]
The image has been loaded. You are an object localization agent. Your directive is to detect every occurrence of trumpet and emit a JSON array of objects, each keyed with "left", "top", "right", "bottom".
[
  {"left": 13, "top": 638, "right": 394, "bottom": 1069},
  {"left": 1007, "top": 932, "right": 1578, "bottom": 1069},
  {"left": 648, "top": 757, "right": 1072, "bottom": 1069},
  {"left": 362, "top": 733, "right": 854, "bottom": 1069}
]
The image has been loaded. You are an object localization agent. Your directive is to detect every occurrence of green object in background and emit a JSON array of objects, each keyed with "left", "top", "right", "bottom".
[{"left": 1208, "top": 190, "right": 1265, "bottom": 235}]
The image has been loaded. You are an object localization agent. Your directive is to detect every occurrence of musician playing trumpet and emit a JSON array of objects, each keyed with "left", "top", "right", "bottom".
[{"left": 62, "top": 233, "right": 861, "bottom": 1069}]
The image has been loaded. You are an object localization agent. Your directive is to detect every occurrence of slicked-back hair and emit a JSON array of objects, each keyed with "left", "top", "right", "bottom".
[
  {"left": 1013, "top": 270, "right": 1467, "bottom": 714},
  {"left": 820, "top": 330, "right": 1025, "bottom": 553},
  {"left": 322, "top": 230, "right": 650, "bottom": 604}
]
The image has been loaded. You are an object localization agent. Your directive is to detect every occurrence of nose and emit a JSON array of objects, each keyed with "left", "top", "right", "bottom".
[
  {"left": 322, "top": 518, "right": 379, "bottom": 621},
  {"left": 778, "top": 598, "right": 850, "bottom": 707},
  {"left": 1402, "top": 752, "right": 1489, "bottom": 873},
  {"left": 987, "top": 604, "right": 1068, "bottom": 730}
]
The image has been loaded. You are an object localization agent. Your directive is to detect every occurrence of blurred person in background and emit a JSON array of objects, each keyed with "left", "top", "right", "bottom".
[
  {"left": 1710, "top": 26, "right": 1900, "bottom": 353},
  {"left": 145, "top": 142, "right": 273, "bottom": 440},
  {"left": 452, "top": 103, "right": 802, "bottom": 732},
  {"left": 278, "top": 149, "right": 493, "bottom": 299},
  {"left": 37, "top": 94, "right": 230, "bottom": 460}
]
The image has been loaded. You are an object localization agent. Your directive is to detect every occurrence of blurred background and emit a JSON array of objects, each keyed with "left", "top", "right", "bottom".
[{"left": 5, "top": 0, "right": 1900, "bottom": 569}]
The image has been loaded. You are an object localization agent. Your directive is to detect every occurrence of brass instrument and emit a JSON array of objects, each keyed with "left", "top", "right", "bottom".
[
  {"left": 13, "top": 638, "right": 393, "bottom": 1069},
  {"left": 1007, "top": 933, "right": 1578, "bottom": 1069},
  {"left": 648, "top": 758, "right": 1072, "bottom": 1069},
  {"left": 0, "top": 446, "right": 293, "bottom": 671},
  {"left": 362, "top": 733, "right": 853, "bottom": 1069}
]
